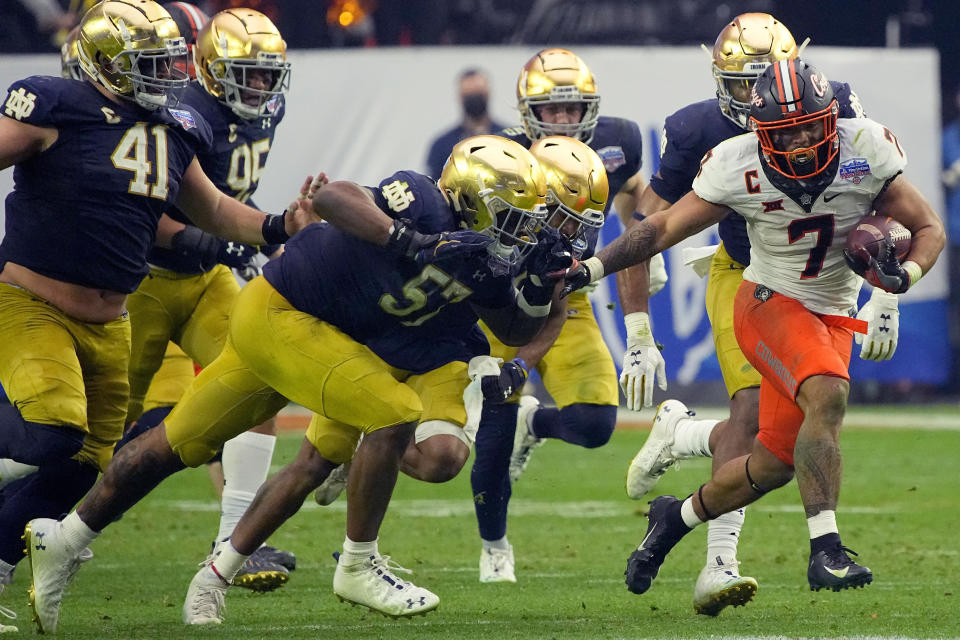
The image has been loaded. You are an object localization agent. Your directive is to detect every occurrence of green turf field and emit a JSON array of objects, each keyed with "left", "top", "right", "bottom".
[{"left": 4, "top": 417, "right": 958, "bottom": 639}]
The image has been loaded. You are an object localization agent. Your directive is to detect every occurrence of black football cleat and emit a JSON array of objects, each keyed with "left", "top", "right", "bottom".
[
  {"left": 624, "top": 495, "right": 690, "bottom": 595},
  {"left": 808, "top": 543, "right": 873, "bottom": 592},
  {"left": 232, "top": 546, "right": 290, "bottom": 592},
  {"left": 258, "top": 544, "right": 297, "bottom": 571}
]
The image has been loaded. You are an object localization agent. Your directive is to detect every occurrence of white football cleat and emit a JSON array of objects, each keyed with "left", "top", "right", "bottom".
[
  {"left": 479, "top": 546, "right": 516, "bottom": 583},
  {"left": 183, "top": 565, "right": 228, "bottom": 625},
  {"left": 23, "top": 518, "right": 90, "bottom": 634},
  {"left": 692, "top": 557, "right": 758, "bottom": 616},
  {"left": 508, "top": 396, "right": 543, "bottom": 483},
  {"left": 314, "top": 461, "right": 350, "bottom": 506},
  {"left": 333, "top": 554, "right": 439, "bottom": 618},
  {"left": 626, "top": 400, "right": 693, "bottom": 499}
]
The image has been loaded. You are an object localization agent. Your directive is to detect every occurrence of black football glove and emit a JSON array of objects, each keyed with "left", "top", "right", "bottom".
[
  {"left": 386, "top": 218, "right": 441, "bottom": 260},
  {"left": 557, "top": 258, "right": 599, "bottom": 298},
  {"left": 865, "top": 238, "right": 911, "bottom": 293},
  {"left": 414, "top": 229, "right": 493, "bottom": 267},
  {"left": 480, "top": 358, "right": 528, "bottom": 403},
  {"left": 518, "top": 227, "right": 574, "bottom": 306},
  {"left": 171, "top": 226, "right": 259, "bottom": 272}
]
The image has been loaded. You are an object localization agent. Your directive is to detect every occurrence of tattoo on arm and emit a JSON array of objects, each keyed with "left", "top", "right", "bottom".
[{"left": 597, "top": 220, "right": 659, "bottom": 276}]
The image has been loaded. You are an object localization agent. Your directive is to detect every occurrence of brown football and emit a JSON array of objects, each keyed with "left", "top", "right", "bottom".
[{"left": 844, "top": 214, "right": 911, "bottom": 276}]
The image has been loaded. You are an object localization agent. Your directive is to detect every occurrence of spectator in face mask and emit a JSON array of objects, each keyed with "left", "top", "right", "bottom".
[{"left": 425, "top": 68, "right": 507, "bottom": 179}]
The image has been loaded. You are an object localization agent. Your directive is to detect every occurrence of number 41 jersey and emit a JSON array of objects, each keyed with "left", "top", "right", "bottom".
[{"left": 693, "top": 118, "right": 907, "bottom": 316}]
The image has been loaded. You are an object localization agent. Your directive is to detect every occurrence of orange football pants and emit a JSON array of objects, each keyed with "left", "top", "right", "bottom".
[{"left": 734, "top": 281, "right": 865, "bottom": 465}]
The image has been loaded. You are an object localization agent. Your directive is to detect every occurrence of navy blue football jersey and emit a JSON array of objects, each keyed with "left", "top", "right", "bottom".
[
  {"left": 503, "top": 115, "right": 643, "bottom": 257},
  {"left": 0, "top": 76, "right": 212, "bottom": 293},
  {"left": 262, "top": 171, "right": 516, "bottom": 372},
  {"left": 149, "top": 82, "right": 285, "bottom": 273},
  {"left": 650, "top": 80, "right": 864, "bottom": 266}
]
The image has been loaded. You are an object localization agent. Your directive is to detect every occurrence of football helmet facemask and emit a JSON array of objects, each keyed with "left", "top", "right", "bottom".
[
  {"left": 750, "top": 58, "right": 839, "bottom": 180},
  {"left": 529, "top": 136, "right": 606, "bottom": 251},
  {"left": 77, "top": 0, "right": 189, "bottom": 111},
  {"left": 438, "top": 135, "right": 548, "bottom": 266},
  {"left": 712, "top": 12, "right": 797, "bottom": 129},
  {"left": 517, "top": 48, "right": 600, "bottom": 143},
  {"left": 194, "top": 8, "right": 291, "bottom": 119},
  {"left": 61, "top": 26, "right": 82, "bottom": 80}
]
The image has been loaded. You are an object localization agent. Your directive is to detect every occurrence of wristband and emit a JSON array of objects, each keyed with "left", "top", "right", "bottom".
[
  {"left": 902, "top": 260, "right": 923, "bottom": 289},
  {"left": 624, "top": 311, "right": 655, "bottom": 344},
  {"left": 262, "top": 213, "right": 289, "bottom": 245},
  {"left": 583, "top": 256, "right": 604, "bottom": 282}
]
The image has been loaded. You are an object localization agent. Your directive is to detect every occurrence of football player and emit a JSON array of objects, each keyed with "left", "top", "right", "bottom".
[
  {"left": 468, "top": 48, "right": 662, "bottom": 583},
  {"left": 118, "top": 5, "right": 296, "bottom": 590},
  {"left": 616, "top": 13, "right": 899, "bottom": 615},
  {"left": 0, "top": 1, "right": 310, "bottom": 630},
  {"left": 24, "top": 137, "right": 569, "bottom": 627},
  {"left": 558, "top": 58, "right": 944, "bottom": 598}
]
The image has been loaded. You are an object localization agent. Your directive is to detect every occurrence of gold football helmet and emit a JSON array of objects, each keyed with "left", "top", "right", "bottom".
[
  {"left": 712, "top": 12, "right": 797, "bottom": 129},
  {"left": 438, "top": 135, "right": 547, "bottom": 265},
  {"left": 194, "top": 8, "right": 291, "bottom": 119},
  {"left": 529, "top": 136, "right": 606, "bottom": 248},
  {"left": 61, "top": 26, "right": 82, "bottom": 80},
  {"left": 77, "top": 0, "right": 189, "bottom": 110},
  {"left": 517, "top": 48, "right": 600, "bottom": 143}
]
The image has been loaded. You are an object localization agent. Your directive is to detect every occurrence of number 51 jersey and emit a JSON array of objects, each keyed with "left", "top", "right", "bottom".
[{"left": 693, "top": 118, "right": 907, "bottom": 316}]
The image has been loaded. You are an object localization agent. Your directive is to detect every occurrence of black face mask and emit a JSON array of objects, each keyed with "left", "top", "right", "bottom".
[{"left": 462, "top": 93, "right": 488, "bottom": 118}]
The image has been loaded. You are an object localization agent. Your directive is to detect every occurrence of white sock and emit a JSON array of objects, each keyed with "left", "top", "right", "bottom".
[
  {"left": 671, "top": 418, "right": 717, "bottom": 458},
  {"left": 482, "top": 536, "right": 511, "bottom": 551},
  {"left": 62, "top": 511, "right": 99, "bottom": 551},
  {"left": 341, "top": 537, "right": 378, "bottom": 565},
  {"left": 0, "top": 459, "right": 38, "bottom": 489},
  {"left": 216, "top": 431, "right": 276, "bottom": 541},
  {"left": 706, "top": 508, "right": 745, "bottom": 564},
  {"left": 211, "top": 540, "right": 249, "bottom": 583},
  {"left": 680, "top": 497, "right": 706, "bottom": 529},
  {"left": 807, "top": 510, "right": 838, "bottom": 539}
]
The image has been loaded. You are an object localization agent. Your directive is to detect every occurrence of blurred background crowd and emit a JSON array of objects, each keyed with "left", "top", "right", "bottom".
[{"left": 3, "top": 0, "right": 959, "bottom": 401}]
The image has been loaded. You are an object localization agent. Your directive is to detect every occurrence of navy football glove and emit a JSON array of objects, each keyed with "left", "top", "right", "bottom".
[
  {"left": 171, "top": 226, "right": 259, "bottom": 272},
  {"left": 414, "top": 229, "right": 493, "bottom": 267},
  {"left": 480, "top": 358, "right": 528, "bottom": 403},
  {"left": 386, "top": 218, "right": 441, "bottom": 260},
  {"left": 518, "top": 227, "right": 573, "bottom": 305}
]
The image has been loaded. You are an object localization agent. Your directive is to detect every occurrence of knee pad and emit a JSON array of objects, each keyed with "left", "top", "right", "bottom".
[
  {"left": 415, "top": 420, "right": 470, "bottom": 447},
  {"left": 309, "top": 429, "right": 361, "bottom": 465},
  {"left": 557, "top": 404, "right": 617, "bottom": 448}
]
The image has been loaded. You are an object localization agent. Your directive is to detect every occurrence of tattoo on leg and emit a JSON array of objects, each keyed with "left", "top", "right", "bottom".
[{"left": 793, "top": 438, "right": 842, "bottom": 517}]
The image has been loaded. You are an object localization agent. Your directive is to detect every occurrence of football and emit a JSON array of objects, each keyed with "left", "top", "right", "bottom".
[{"left": 843, "top": 214, "right": 911, "bottom": 278}]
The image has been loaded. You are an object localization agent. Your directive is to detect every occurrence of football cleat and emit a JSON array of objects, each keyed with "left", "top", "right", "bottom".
[
  {"left": 808, "top": 543, "right": 873, "bottom": 592},
  {"left": 479, "top": 546, "right": 516, "bottom": 584},
  {"left": 333, "top": 554, "right": 439, "bottom": 618},
  {"left": 232, "top": 546, "right": 289, "bottom": 592},
  {"left": 257, "top": 544, "right": 296, "bottom": 571},
  {"left": 23, "top": 518, "right": 91, "bottom": 634},
  {"left": 624, "top": 495, "right": 690, "bottom": 595},
  {"left": 508, "top": 396, "right": 543, "bottom": 483},
  {"left": 0, "top": 583, "right": 18, "bottom": 633},
  {"left": 626, "top": 400, "right": 694, "bottom": 499},
  {"left": 314, "top": 461, "right": 350, "bottom": 506},
  {"left": 183, "top": 565, "right": 228, "bottom": 625},
  {"left": 693, "top": 557, "right": 758, "bottom": 616}
]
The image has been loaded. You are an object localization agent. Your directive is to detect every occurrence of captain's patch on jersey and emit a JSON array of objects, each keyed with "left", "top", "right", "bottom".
[
  {"left": 596, "top": 146, "right": 626, "bottom": 172},
  {"left": 168, "top": 108, "right": 197, "bottom": 131},
  {"left": 839, "top": 157, "right": 871, "bottom": 184}
]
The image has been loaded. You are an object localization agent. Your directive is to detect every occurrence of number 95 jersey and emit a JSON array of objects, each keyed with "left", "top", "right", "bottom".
[
  {"left": 0, "top": 76, "right": 212, "bottom": 293},
  {"left": 693, "top": 118, "right": 906, "bottom": 316}
]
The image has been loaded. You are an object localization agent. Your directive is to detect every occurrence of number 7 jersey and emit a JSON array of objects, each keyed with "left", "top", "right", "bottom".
[{"left": 693, "top": 118, "right": 907, "bottom": 316}]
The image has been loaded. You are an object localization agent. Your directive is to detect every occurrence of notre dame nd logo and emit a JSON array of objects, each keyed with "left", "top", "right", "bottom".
[
  {"left": 382, "top": 180, "right": 416, "bottom": 212},
  {"left": 4, "top": 88, "right": 37, "bottom": 120}
]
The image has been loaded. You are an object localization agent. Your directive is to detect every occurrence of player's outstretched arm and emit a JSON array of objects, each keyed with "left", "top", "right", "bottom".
[{"left": 874, "top": 176, "right": 945, "bottom": 279}]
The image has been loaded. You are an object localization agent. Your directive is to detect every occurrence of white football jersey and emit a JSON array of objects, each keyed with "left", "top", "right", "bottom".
[{"left": 693, "top": 118, "right": 907, "bottom": 315}]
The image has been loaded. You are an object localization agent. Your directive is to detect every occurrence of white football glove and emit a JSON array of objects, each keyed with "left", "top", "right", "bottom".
[
  {"left": 648, "top": 252, "right": 668, "bottom": 296},
  {"left": 855, "top": 288, "right": 900, "bottom": 361},
  {"left": 620, "top": 312, "right": 667, "bottom": 411}
]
